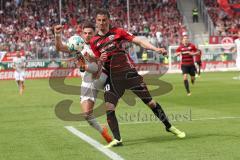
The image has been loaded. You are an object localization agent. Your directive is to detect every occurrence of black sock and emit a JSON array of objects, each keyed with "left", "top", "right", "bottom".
[
  {"left": 151, "top": 103, "right": 172, "bottom": 129},
  {"left": 106, "top": 110, "right": 121, "bottom": 141},
  {"left": 191, "top": 78, "right": 195, "bottom": 84},
  {"left": 198, "top": 68, "right": 201, "bottom": 75},
  {"left": 184, "top": 80, "right": 190, "bottom": 93}
]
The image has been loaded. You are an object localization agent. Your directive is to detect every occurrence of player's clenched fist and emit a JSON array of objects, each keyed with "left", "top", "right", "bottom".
[
  {"left": 54, "top": 25, "right": 63, "bottom": 34},
  {"left": 155, "top": 48, "right": 167, "bottom": 55},
  {"left": 100, "top": 53, "right": 108, "bottom": 61}
]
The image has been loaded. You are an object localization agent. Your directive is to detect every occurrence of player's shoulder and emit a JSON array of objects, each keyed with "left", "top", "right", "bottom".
[
  {"left": 189, "top": 42, "right": 196, "bottom": 47},
  {"left": 90, "top": 35, "right": 100, "bottom": 44},
  {"left": 235, "top": 38, "right": 240, "bottom": 43},
  {"left": 111, "top": 27, "right": 126, "bottom": 34},
  {"left": 20, "top": 56, "right": 26, "bottom": 61}
]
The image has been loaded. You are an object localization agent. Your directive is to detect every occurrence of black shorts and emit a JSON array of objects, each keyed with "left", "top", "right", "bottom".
[
  {"left": 104, "top": 68, "right": 152, "bottom": 106},
  {"left": 181, "top": 65, "right": 196, "bottom": 76}
]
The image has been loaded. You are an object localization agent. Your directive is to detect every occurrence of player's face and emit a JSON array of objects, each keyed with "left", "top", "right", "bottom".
[
  {"left": 82, "top": 28, "right": 94, "bottom": 43},
  {"left": 182, "top": 36, "right": 189, "bottom": 45},
  {"left": 16, "top": 52, "right": 21, "bottom": 57},
  {"left": 96, "top": 14, "right": 110, "bottom": 32}
]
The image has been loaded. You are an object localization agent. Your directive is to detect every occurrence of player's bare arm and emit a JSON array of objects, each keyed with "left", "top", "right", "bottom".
[
  {"left": 54, "top": 25, "right": 71, "bottom": 53},
  {"left": 132, "top": 36, "right": 166, "bottom": 55},
  {"left": 189, "top": 51, "right": 199, "bottom": 56}
]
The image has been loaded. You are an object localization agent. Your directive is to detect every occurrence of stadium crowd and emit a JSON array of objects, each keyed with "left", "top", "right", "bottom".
[
  {"left": 0, "top": 0, "right": 185, "bottom": 59},
  {"left": 0, "top": 0, "right": 238, "bottom": 60},
  {"left": 204, "top": 0, "right": 240, "bottom": 36}
]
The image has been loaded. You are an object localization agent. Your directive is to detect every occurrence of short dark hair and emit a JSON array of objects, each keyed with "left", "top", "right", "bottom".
[
  {"left": 95, "top": 8, "right": 110, "bottom": 18},
  {"left": 82, "top": 22, "right": 95, "bottom": 31}
]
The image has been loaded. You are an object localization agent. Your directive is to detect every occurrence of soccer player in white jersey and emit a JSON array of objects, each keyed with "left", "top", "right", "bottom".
[
  {"left": 13, "top": 51, "right": 26, "bottom": 95},
  {"left": 54, "top": 22, "right": 112, "bottom": 143},
  {"left": 234, "top": 31, "right": 240, "bottom": 73}
]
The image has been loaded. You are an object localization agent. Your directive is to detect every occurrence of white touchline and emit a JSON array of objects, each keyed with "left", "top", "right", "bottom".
[
  {"left": 65, "top": 126, "right": 124, "bottom": 160},
  {"left": 77, "top": 116, "right": 240, "bottom": 127}
]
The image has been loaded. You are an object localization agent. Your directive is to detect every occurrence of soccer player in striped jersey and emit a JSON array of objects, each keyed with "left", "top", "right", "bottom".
[
  {"left": 176, "top": 35, "right": 199, "bottom": 96},
  {"left": 54, "top": 22, "right": 112, "bottom": 143},
  {"left": 90, "top": 9, "right": 186, "bottom": 148}
]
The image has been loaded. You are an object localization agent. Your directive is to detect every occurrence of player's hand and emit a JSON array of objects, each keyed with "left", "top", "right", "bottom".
[
  {"left": 100, "top": 53, "right": 108, "bottom": 61},
  {"left": 77, "top": 56, "right": 86, "bottom": 71},
  {"left": 155, "top": 48, "right": 167, "bottom": 56},
  {"left": 54, "top": 25, "right": 62, "bottom": 34},
  {"left": 181, "top": 51, "right": 191, "bottom": 55}
]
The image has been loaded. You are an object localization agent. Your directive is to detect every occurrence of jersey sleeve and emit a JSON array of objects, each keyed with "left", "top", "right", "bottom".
[
  {"left": 118, "top": 28, "right": 135, "bottom": 42},
  {"left": 176, "top": 46, "right": 182, "bottom": 52},
  {"left": 90, "top": 39, "right": 101, "bottom": 58},
  {"left": 191, "top": 44, "right": 197, "bottom": 52}
]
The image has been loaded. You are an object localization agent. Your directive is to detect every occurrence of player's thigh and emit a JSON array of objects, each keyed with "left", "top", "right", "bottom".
[
  {"left": 80, "top": 83, "right": 98, "bottom": 104},
  {"left": 81, "top": 100, "right": 95, "bottom": 113},
  {"left": 126, "top": 71, "right": 152, "bottom": 104},
  {"left": 14, "top": 71, "right": 20, "bottom": 81},
  {"left": 19, "top": 71, "right": 25, "bottom": 81},
  {"left": 181, "top": 66, "right": 188, "bottom": 75},
  {"left": 189, "top": 66, "right": 196, "bottom": 76},
  {"left": 104, "top": 77, "right": 123, "bottom": 107}
]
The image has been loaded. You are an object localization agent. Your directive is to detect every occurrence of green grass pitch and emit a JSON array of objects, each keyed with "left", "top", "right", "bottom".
[{"left": 0, "top": 72, "right": 240, "bottom": 160}]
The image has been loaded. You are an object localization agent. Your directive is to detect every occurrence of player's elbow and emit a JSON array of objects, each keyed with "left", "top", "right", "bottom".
[{"left": 85, "top": 62, "right": 98, "bottom": 73}]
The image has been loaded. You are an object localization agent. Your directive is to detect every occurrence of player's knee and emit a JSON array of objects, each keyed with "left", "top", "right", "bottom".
[
  {"left": 183, "top": 75, "right": 188, "bottom": 80},
  {"left": 147, "top": 100, "right": 156, "bottom": 109},
  {"left": 106, "top": 102, "right": 116, "bottom": 111}
]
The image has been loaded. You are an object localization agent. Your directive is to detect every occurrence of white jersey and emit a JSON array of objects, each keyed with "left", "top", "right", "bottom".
[
  {"left": 80, "top": 44, "right": 96, "bottom": 83},
  {"left": 235, "top": 39, "right": 240, "bottom": 69},
  {"left": 235, "top": 38, "right": 240, "bottom": 56},
  {"left": 13, "top": 56, "right": 26, "bottom": 72},
  {"left": 79, "top": 44, "right": 107, "bottom": 103}
]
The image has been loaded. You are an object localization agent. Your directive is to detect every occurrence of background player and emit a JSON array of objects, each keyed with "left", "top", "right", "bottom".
[
  {"left": 233, "top": 30, "right": 240, "bottom": 79},
  {"left": 195, "top": 49, "right": 202, "bottom": 77},
  {"left": 54, "top": 22, "right": 112, "bottom": 143},
  {"left": 176, "top": 35, "right": 199, "bottom": 96},
  {"left": 90, "top": 9, "right": 186, "bottom": 148},
  {"left": 13, "top": 51, "right": 26, "bottom": 95}
]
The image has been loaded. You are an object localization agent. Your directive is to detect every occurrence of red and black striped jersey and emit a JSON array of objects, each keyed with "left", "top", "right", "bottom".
[
  {"left": 90, "top": 27, "right": 135, "bottom": 73},
  {"left": 176, "top": 43, "right": 197, "bottom": 66}
]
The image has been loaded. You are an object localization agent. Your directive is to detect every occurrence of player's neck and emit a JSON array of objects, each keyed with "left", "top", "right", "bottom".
[{"left": 98, "top": 28, "right": 109, "bottom": 36}]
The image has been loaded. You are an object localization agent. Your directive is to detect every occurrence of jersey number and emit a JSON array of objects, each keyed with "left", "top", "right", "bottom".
[{"left": 105, "top": 84, "right": 110, "bottom": 91}]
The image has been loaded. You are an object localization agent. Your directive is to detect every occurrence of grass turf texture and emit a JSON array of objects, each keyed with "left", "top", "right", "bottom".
[{"left": 0, "top": 72, "right": 240, "bottom": 160}]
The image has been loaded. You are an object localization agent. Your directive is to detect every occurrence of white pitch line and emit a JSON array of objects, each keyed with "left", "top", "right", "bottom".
[
  {"left": 76, "top": 116, "right": 240, "bottom": 127},
  {"left": 65, "top": 126, "right": 124, "bottom": 160},
  {"left": 192, "top": 116, "right": 240, "bottom": 121}
]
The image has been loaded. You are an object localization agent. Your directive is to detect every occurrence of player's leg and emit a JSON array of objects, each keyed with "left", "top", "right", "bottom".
[
  {"left": 14, "top": 71, "right": 21, "bottom": 95},
  {"left": 147, "top": 100, "right": 186, "bottom": 138},
  {"left": 104, "top": 78, "right": 124, "bottom": 147},
  {"left": 184, "top": 74, "right": 190, "bottom": 95},
  {"left": 19, "top": 71, "right": 25, "bottom": 95},
  {"left": 129, "top": 74, "right": 186, "bottom": 138},
  {"left": 198, "top": 62, "right": 201, "bottom": 76},
  {"left": 19, "top": 81, "right": 24, "bottom": 95},
  {"left": 181, "top": 66, "right": 191, "bottom": 95},
  {"left": 190, "top": 66, "right": 196, "bottom": 85},
  {"left": 81, "top": 99, "right": 112, "bottom": 143},
  {"left": 194, "top": 63, "right": 198, "bottom": 77},
  {"left": 81, "top": 83, "right": 112, "bottom": 143}
]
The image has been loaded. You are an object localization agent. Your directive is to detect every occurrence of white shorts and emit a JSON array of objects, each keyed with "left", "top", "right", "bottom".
[
  {"left": 80, "top": 72, "right": 107, "bottom": 103},
  {"left": 14, "top": 71, "right": 25, "bottom": 81}
]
